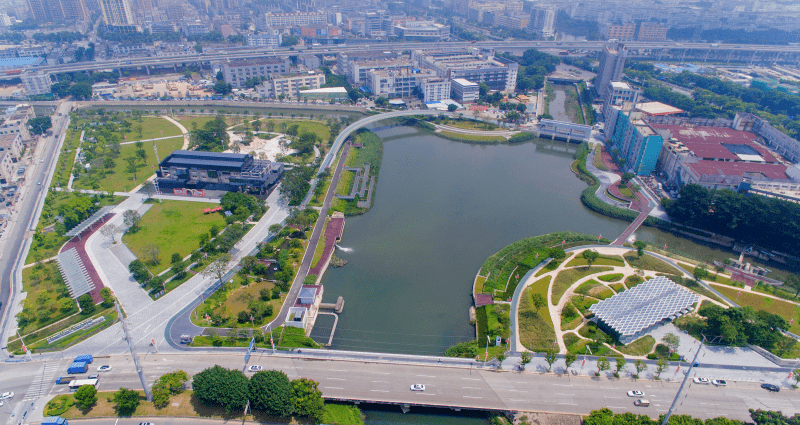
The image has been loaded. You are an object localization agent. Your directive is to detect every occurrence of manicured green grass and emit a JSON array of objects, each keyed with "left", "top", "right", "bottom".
[
  {"left": 74, "top": 131, "right": 184, "bottom": 192},
  {"left": 711, "top": 284, "right": 800, "bottom": 335},
  {"left": 120, "top": 116, "right": 182, "bottom": 141},
  {"left": 618, "top": 184, "right": 636, "bottom": 200},
  {"left": 437, "top": 131, "right": 507, "bottom": 143},
  {"left": 17, "top": 264, "right": 77, "bottom": 335},
  {"left": 615, "top": 335, "right": 655, "bottom": 356},
  {"left": 610, "top": 283, "right": 625, "bottom": 293},
  {"left": 278, "top": 325, "right": 321, "bottom": 348},
  {"left": 571, "top": 295, "right": 599, "bottom": 317},
  {"left": 598, "top": 273, "right": 624, "bottom": 282},
  {"left": 551, "top": 266, "right": 613, "bottom": 305},
  {"left": 623, "top": 252, "right": 681, "bottom": 275},
  {"left": 592, "top": 146, "right": 608, "bottom": 171},
  {"left": 625, "top": 275, "right": 644, "bottom": 287},
  {"left": 475, "top": 276, "right": 486, "bottom": 293},
  {"left": 439, "top": 119, "right": 499, "bottom": 131},
  {"left": 560, "top": 304, "right": 583, "bottom": 331},
  {"left": 122, "top": 201, "right": 227, "bottom": 274},
  {"left": 486, "top": 304, "right": 511, "bottom": 339},
  {"left": 310, "top": 217, "right": 331, "bottom": 270},
  {"left": 575, "top": 280, "right": 614, "bottom": 300},
  {"left": 563, "top": 332, "right": 613, "bottom": 356},
  {"left": 322, "top": 404, "right": 364, "bottom": 425},
  {"left": 176, "top": 115, "right": 219, "bottom": 131},
  {"left": 566, "top": 254, "right": 625, "bottom": 268},
  {"left": 519, "top": 283, "right": 556, "bottom": 352}
]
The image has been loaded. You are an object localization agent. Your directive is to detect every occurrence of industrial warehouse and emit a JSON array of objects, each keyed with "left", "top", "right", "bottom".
[{"left": 156, "top": 150, "right": 284, "bottom": 194}]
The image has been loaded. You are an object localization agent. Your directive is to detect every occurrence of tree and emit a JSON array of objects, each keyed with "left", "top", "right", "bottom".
[
  {"left": 202, "top": 253, "right": 232, "bottom": 283},
  {"left": 74, "top": 384, "right": 98, "bottom": 409},
  {"left": 662, "top": 332, "right": 680, "bottom": 353},
  {"left": 564, "top": 352, "right": 577, "bottom": 373},
  {"left": 292, "top": 378, "right": 325, "bottom": 423},
  {"left": 134, "top": 124, "right": 143, "bottom": 138},
  {"left": 634, "top": 359, "right": 647, "bottom": 378},
  {"left": 128, "top": 259, "right": 151, "bottom": 283},
  {"left": 633, "top": 240, "right": 647, "bottom": 257},
  {"left": 794, "top": 369, "right": 800, "bottom": 387},
  {"left": 614, "top": 357, "right": 626, "bottom": 377},
  {"left": 100, "top": 223, "right": 119, "bottom": 243},
  {"left": 152, "top": 370, "right": 188, "bottom": 408},
  {"left": 596, "top": 356, "right": 610, "bottom": 376},
  {"left": 520, "top": 351, "right": 532, "bottom": 370},
  {"left": 447, "top": 103, "right": 458, "bottom": 112},
  {"left": 655, "top": 358, "right": 668, "bottom": 379},
  {"left": 216, "top": 71, "right": 224, "bottom": 81},
  {"left": 29, "top": 116, "right": 52, "bottom": 135},
  {"left": 581, "top": 249, "right": 599, "bottom": 266},
  {"left": 213, "top": 81, "right": 232, "bottom": 95},
  {"left": 113, "top": 388, "right": 140, "bottom": 415},
  {"left": 143, "top": 244, "right": 161, "bottom": 265},
  {"left": 280, "top": 165, "right": 315, "bottom": 206},
  {"left": 68, "top": 82, "right": 92, "bottom": 100},
  {"left": 496, "top": 352, "right": 506, "bottom": 370},
  {"left": 123, "top": 209, "right": 141, "bottom": 232},
  {"left": 100, "top": 287, "right": 115, "bottom": 308},
  {"left": 78, "top": 293, "right": 95, "bottom": 315},
  {"left": 142, "top": 181, "right": 155, "bottom": 199},
  {"left": 544, "top": 348, "right": 558, "bottom": 372},
  {"left": 193, "top": 366, "right": 249, "bottom": 412},
  {"left": 531, "top": 293, "right": 546, "bottom": 314},
  {"left": 249, "top": 370, "right": 294, "bottom": 417},
  {"left": 693, "top": 266, "right": 710, "bottom": 282},
  {"left": 171, "top": 252, "right": 182, "bottom": 264},
  {"left": 240, "top": 255, "right": 258, "bottom": 275},
  {"left": 784, "top": 274, "right": 800, "bottom": 298}
]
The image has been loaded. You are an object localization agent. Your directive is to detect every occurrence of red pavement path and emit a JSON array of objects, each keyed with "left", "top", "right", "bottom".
[
  {"left": 308, "top": 217, "right": 345, "bottom": 276},
  {"left": 58, "top": 214, "right": 114, "bottom": 303},
  {"left": 612, "top": 206, "right": 653, "bottom": 246}
]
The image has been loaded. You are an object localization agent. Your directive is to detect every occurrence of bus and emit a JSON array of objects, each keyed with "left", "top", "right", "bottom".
[{"left": 68, "top": 378, "right": 99, "bottom": 392}]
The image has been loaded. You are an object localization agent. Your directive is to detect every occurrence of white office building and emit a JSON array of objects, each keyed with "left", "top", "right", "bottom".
[
  {"left": 451, "top": 78, "right": 479, "bottom": 103},
  {"left": 22, "top": 71, "right": 52, "bottom": 96}
]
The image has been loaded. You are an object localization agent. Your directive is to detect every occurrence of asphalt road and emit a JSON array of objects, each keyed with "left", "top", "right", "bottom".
[
  {"left": 2, "top": 353, "right": 798, "bottom": 423},
  {"left": 0, "top": 102, "right": 72, "bottom": 349}
]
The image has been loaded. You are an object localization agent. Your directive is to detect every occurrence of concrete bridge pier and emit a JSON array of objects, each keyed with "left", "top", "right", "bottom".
[
  {"left": 118, "top": 68, "right": 123, "bottom": 77},
  {"left": 401, "top": 404, "right": 410, "bottom": 414},
  {"left": 146, "top": 65, "right": 151, "bottom": 75}
]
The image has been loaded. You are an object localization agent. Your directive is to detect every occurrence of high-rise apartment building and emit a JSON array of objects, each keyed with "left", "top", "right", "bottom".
[
  {"left": 595, "top": 42, "right": 627, "bottom": 99},
  {"left": 264, "top": 12, "right": 326, "bottom": 26},
  {"left": 602, "top": 23, "right": 636, "bottom": 41},
  {"left": 99, "top": 0, "right": 133, "bottom": 25},
  {"left": 27, "top": 0, "right": 87, "bottom": 21},
  {"left": 636, "top": 22, "right": 668, "bottom": 41},
  {"left": 528, "top": 5, "right": 555, "bottom": 38}
]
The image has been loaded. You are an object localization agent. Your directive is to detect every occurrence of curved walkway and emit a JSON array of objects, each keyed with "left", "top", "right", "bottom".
[{"left": 433, "top": 123, "right": 518, "bottom": 137}]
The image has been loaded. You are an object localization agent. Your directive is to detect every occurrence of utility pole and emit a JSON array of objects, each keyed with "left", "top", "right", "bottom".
[
  {"left": 661, "top": 336, "right": 706, "bottom": 425},
  {"left": 116, "top": 301, "right": 153, "bottom": 401}
]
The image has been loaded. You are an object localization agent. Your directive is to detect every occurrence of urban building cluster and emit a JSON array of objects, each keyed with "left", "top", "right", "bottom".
[{"left": 0, "top": 104, "right": 35, "bottom": 186}]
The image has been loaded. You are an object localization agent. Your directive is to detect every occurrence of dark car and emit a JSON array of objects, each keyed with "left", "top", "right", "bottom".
[{"left": 761, "top": 383, "right": 780, "bottom": 392}]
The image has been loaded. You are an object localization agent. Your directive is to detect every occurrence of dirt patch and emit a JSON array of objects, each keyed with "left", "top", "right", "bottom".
[{"left": 515, "top": 411, "right": 582, "bottom": 425}]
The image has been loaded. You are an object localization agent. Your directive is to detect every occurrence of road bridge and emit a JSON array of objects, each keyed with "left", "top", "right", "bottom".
[{"left": 6, "top": 40, "right": 800, "bottom": 81}]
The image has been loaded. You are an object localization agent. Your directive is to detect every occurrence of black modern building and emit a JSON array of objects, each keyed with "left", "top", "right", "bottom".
[{"left": 156, "top": 150, "right": 283, "bottom": 194}]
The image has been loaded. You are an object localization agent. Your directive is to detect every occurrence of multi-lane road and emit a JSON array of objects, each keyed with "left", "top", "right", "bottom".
[
  {"left": 0, "top": 102, "right": 72, "bottom": 350},
  {"left": 1, "top": 352, "right": 797, "bottom": 423},
  {"left": 7, "top": 40, "right": 800, "bottom": 80}
]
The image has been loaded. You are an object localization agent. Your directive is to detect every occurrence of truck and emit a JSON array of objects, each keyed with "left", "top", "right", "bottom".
[
  {"left": 67, "top": 361, "right": 88, "bottom": 374},
  {"left": 55, "top": 376, "right": 76, "bottom": 385},
  {"left": 74, "top": 354, "right": 93, "bottom": 364},
  {"left": 711, "top": 43, "right": 720, "bottom": 47},
  {"left": 42, "top": 417, "right": 68, "bottom": 425}
]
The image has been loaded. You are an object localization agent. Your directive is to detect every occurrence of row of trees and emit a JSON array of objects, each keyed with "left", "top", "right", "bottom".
[
  {"left": 189, "top": 115, "right": 229, "bottom": 151},
  {"left": 193, "top": 366, "right": 325, "bottom": 422},
  {"left": 584, "top": 407, "right": 782, "bottom": 425},
  {"left": 695, "top": 304, "right": 791, "bottom": 352},
  {"left": 662, "top": 184, "right": 800, "bottom": 255}
]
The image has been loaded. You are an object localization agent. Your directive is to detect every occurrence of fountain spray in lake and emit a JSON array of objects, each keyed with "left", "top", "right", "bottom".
[{"left": 335, "top": 244, "right": 353, "bottom": 252}]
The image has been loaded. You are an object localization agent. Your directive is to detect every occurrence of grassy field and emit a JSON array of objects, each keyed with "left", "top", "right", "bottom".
[
  {"left": 574, "top": 280, "right": 614, "bottom": 300},
  {"left": 624, "top": 253, "right": 682, "bottom": 275},
  {"left": 17, "top": 263, "right": 77, "bottom": 335},
  {"left": 322, "top": 404, "right": 365, "bottom": 425},
  {"left": 592, "top": 146, "right": 608, "bottom": 171},
  {"left": 551, "top": 266, "right": 613, "bottom": 305},
  {"left": 519, "top": 279, "right": 556, "bottom": 352},
  {"left": 560, "top": 303, "right": 583, "bottom": 331},
  {"left": 191, "top": 280, "right": 282, "bottom": 328},
  {"left": 437, "top": 131, "right": 507, "bottom": 143},
  {"left": 310, "top": 217, "right": 331, "bottom": 270},
  {"left": 610, "top": 283, "right": 625, "bottom": 292},
  {"left": 123, "top": 200, "right": 227, "bottom": 274},
  {"left": 120, "top": 116, "right": 182, "bottom": 141},
  {"left": 440, "top": 119, "right": 499, "bottom": 131},
  {"left": 176, "top": 115, "right": 220, "bottom": 131},
  {"left": 598, "top": 273, "right": 624, "bottom": 282},
  {"left": 615, "top": 335, "right": 655, "bottom": 356},
  {"left": 566, "top": 254, "right": 625, "bottom": 268},
  {"left": 711, "top": 284, "right": 800, "bottom": 334},
  {"left": 74, "top": 131, "right": 184, "bottom": 192}
]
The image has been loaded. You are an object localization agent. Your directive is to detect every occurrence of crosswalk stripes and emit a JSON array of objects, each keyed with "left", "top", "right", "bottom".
[{"left": 23, "top": 361, "right": 61, "bottom": 400}]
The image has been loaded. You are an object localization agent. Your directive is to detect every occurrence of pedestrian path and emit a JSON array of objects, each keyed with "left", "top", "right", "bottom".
[{"left": 23, "top": 361, "right": 61, "bottom": 401}]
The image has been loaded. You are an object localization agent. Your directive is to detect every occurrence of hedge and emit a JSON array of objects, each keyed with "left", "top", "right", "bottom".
[{"left": 475, "top": 306, "right": 488, "bottom": 343}]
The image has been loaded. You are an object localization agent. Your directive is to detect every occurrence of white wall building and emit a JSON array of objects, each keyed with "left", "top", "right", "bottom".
[
  {"left": 256, "top": 72, "right": 326, "bottom": 98},
  {"left": 265, "top": 12, "right": 326, "bottom": 26},
  {"left": 451, "top": 78, "right": 479, "bottom": 103},
  {"left": 246, "top": 32, "right": 282, "bottom": 47},
  {"left": 222, "top": 57, "right": 292, "bottom": 88},
  {"left": 21, "top": 71, "right": 52, "bottom": 96},
  {"left": 421, "top": 78, "right": 451, "bottom": 102}
]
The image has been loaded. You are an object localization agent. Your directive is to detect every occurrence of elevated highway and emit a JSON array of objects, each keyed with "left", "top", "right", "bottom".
[{"left": 8, "top": 40, "right": 800, "bottom": 80}]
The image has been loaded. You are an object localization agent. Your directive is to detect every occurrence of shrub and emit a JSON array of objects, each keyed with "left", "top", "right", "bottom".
[{"left": 44, "top": 394, "right": 74, "bottom": 416}]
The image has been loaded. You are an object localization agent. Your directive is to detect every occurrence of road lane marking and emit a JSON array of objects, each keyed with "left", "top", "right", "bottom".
[
  {"left": 463, "top": 396, "right": 482, "bottom": 399},
  {"left": 555, "top": 393, "right": 574, "bottom": 396},
  {"left": 324, "top": 387, "right": 343, "bottom": 390},
  {"left": 605, "top": 396, "right": 622, "bottom": 399},
  {"left": 553, "top": 384, "right": 573, "bottom": 387},
  {"left": 330, "top": 369, "right": 347, "bottom": 372},
  {"left": 370, "top": 390, "right": 390, "bottom": 393},
  {"left": 371, "top": 372, "right": 390, "bottom": 375},
  {"left": 372, "top": 381, "right": 389, "bottom": 383},
  {"left": 328, "top": 378, "right": 346, "bottom": 381},
  {"left": 558, "top": 403, "right": 577, "bottom": 405},
  {"left": 462, "top": 378, "right": 482, "bottom": 381},
  {"left": 506, "top": 389, "right": 527, "bottom": 393},
  {"left": 417, "top": 375, "right": 436, "bottom": 378},
  {"left": 510, "top": 399, "right": 528, "bottom": 402},
  {"left": 608, "top": 406, "right": 627, "bottom": 409},
  {"left": 462, "top": 387, "right": 482, "bottom": 389}
]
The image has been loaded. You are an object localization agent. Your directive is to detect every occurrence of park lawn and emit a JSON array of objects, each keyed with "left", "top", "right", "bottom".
[
  {"left": 615, "top": 335, "right": 655, "bottom": 357},
  {"left": 475, "top": 276, "right": 487, "bottom": 293},
  {"left": 74, "top": 135, "right": 184, "bottom": 192},
  {"left": 551, "top": 266, "right": 613, "bottom": 305},
  {"left": 625, "top": 275, "right": 644, "bottom": 287},
  {"left": 618, "top": 185, "right": 636, "bottom": 199},
  {"left": 563, "top": 332, "right": 612, "bottom": 357},
  {"left": 519, "top": 284, "right": 556, "bottom": 352},
  {"left": 598, "top": 273, "right": 624, "bottom": 282},
  {"left": 623, "top": 252, "right": 681, "bottom": 275},
  {"left": 278, "top": 325, "right": 321, "bottom": 348},
  {"left": 486, "top": 304, "right": 511, "bottom": 339},
  {"left": 575, "top": 280, "right": 614, "bottom": 300},
  {"left": 560, "top": 304, "right": 583, "bottom": 331},
  {"left": 566, "top": 254, "right": 625, "bottom": 267},
  {"left": 610, "top": 283, "right": 625, "bottom": 293},
  {"left": 310, "top": 217, "right": 331, "bottom": 269},
  {"left": 441, "top": 119, "right": 499, "bottom": 131},
  {"left": 592, "top": 146, "right": 608, "bottom": 171},
  {"left": 323, "top": 404, "right": 365, "bottom": 425},
  {"left": 123, "top": 201, "right": 226, "bottom": 274},
  {"left": 28, "top": 308, "right": 117, "bottom": 351},
  {"left": 710, "top": 283, "right": 800, "bottom": 335},
  {"left": 18, "top": 263, "right": 78, "bottom": 335},
  {"left": 570, "top": 295, "right": 599, "bottom": 317},
  {"left": 176, "top": 115, "right": 221, "bottom": 131},
  {"left": 262, "top": 118, "right": 331, "bottom": 141},
  {"left": 121, "top": 116, "right": 182, "bottom": 141}
]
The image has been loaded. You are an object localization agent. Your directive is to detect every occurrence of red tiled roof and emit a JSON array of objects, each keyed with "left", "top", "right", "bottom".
[
  {"left": 651, "top": 124, "right": 780, "bottom": 162},
  {"left": 686, "top": 160, "right": 788, "bottom": 180}
]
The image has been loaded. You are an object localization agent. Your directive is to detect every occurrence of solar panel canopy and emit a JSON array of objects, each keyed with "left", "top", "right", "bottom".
[{"left": 589, "top": 276, "right": 699, "bottom": 344}]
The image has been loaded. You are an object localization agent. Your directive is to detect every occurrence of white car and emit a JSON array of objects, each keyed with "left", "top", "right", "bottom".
[
  {"left": 97, "top": 365, "right": 112, "bottom": 372},
  {"left": 693, "top": 377, "right": 710, "bottom": 384},
  {"left": 248, "top": 365, "right": 262, "bottom": 372},
  {"left": 711, "top": 380, "right": 727, "bottom": 387},
  {"left": 410, "top": 384, "right": 425, "bottom": 392},
  {"left": 0, "top": 392, "right": 13, "bottom": 400},
  {"left": 627, "top": 390, "right": 644, "bottom": 397}
]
